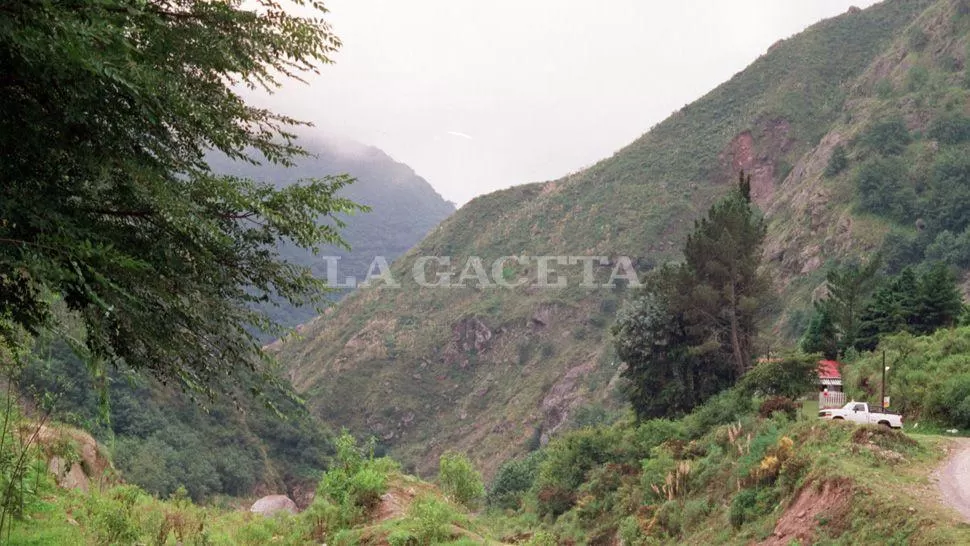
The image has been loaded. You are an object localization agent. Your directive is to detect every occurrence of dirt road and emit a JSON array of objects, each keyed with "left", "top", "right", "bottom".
[{"left": 938, "top": 437, "right": 970, "bottom": 522}]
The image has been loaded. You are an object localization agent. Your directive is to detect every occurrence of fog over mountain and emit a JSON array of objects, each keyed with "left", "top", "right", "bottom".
[{"left": 247, "top": 0, "right": 880, "bottom": 205}]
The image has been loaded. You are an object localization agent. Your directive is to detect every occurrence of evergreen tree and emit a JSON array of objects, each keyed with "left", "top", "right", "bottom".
[
  {"left": 914, "top": 262, "right": 964, "bottom": 334},
  {"left": 680, "top": 172, "right": 768, "bottom": 376},
  {"left": 855, "top": 265, "right": 963, "bottom": 350},
  {"left": 800, "top": 304, "right": 839, "bottom": 360},
  {"left": 614, "top": 173, "right": 768, "bottom": 419}
]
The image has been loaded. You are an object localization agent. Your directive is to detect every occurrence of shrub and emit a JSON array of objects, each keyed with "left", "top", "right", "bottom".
[
  {"left": 728, "top": 488, "right": 757, "bottom": 528},
  {"left": 83, "top": 485, "right": 144, "bottom": 545},
  {"left": 536, "top": 486, "right": 575, "bottom": 518},
  {"left": 758, "top": 397, "right": 799, "bottom": 419},
  {"left": 926, "top": 373, "right": 970, "bottom": 428},
  {"left": 825, "top": 144, "right": 848, "bottom": 177},
  {"left": 438, "top": 451, "right": 484, "bottom": 509},
  {"left": 406, "top": 495, "right": 458, "bottom": 545},
  {"left": 742, "top": 355, "right": 819, "bottom": 400},
  {"left": 348, "top": 467, "right": 387, "bottom": 510},
  {"left": 488, "top": 452, "right": 544, "bottom": 509},
  {"left": 655, "top": 500, "right": 683, "bottom": 537},
  {"left": 854, "top": 156, "right": 915, "bottom": 222},
  {"left": 728, "top": 487, "right": 777, "bottom": 529},
  {"left": 682, "top": 498, "right": 713, "bottom": 529},
  {"left": 860, "top": 116, "right": 911, "bottom": 156},
  {"left": 928, "top": 112, "right": 970, "bottom": 145}
]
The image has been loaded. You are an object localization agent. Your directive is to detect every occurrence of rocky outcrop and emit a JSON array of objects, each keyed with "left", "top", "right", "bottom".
[
  {"left": 539, "top": 359, "right": 598, "bottom": 445},
  {"left": 444, "top": 317, "right": 493, "bottom": 367},
  {"left": 719, "top": 118, "right": 795, "bottom": 207},
  {"left": 34, "top": 424, "right": 114, "bottom": 493}
]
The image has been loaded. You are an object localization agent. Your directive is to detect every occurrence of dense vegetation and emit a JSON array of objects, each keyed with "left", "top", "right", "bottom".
[
  {"left": 0, "top": 0, "right": 362, "bottom": 396},
  {"left": 18, "top": 333, "right": 333, "bottom": 502}
]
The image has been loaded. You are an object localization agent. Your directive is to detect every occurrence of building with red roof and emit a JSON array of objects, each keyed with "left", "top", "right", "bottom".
[{"left": 818, "top": 360, "right": 842, "bottom": 391}]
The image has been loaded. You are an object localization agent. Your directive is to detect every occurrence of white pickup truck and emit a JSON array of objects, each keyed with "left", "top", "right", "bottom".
[{"left": 818, "top": 401, "right": 903, "bottom": 429}]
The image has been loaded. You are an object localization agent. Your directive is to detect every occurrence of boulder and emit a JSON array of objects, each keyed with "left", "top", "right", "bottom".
[{"left": 250, "top": 494, "right": 298, "bottom": 516}]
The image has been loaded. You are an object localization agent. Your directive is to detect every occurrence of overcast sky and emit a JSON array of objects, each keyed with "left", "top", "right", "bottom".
[{"left": 249, "top": 0, "right": 881, "bottom": 205}]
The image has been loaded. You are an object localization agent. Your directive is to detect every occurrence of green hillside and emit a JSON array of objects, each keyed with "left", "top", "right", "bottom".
[
  {"left": 275, "top": 0, "right": 970, "bottom": 478},
  {"left": 16, "top": 139, "right": 455, "bottom": 502}
]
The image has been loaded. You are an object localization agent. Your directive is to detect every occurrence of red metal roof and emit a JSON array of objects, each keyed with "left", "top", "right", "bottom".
[{"left": 818, "top": 360, "right": 841, "bottom": 379}]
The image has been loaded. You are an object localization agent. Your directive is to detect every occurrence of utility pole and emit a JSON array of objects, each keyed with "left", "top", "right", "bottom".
[{"left": 881, "top": 350, "right": 887, "bottom": 411}]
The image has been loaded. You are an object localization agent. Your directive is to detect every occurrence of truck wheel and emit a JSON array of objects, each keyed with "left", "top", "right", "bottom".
[
  {"left": 878, "top": 421, "right": 891, "bottom": 428},
  {"left": 833, "top": 417, "right": 844, "bottom": 420}
]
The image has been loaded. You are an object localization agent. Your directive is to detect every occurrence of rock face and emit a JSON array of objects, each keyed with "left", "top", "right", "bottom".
[
  {"left": 444, "top": 317, "right": 493, "bottom": 367},
  {"left": 250, "top": 494, "right": 299, "bottom": 516},
  {"left": 36, "top": 424, "right": 113, "bottom": 493}
]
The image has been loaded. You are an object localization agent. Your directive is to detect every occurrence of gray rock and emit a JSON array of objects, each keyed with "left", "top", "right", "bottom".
[{"left": 250, "top": 495, "right": 298, "bottom": 516}]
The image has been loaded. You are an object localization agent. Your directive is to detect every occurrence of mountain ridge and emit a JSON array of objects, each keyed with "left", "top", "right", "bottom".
[{"left": 276, "top": 0, "right": 966, "bottom": 478}]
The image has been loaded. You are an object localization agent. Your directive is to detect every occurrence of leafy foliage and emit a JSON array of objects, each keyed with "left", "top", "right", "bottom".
[
  {"left": 854, "top": 157, "right": 915, "bottom": 223},
  {"left": 859, "top": 115, "right": 913, "bottom": 156},
  {"left": 0, "top": 0, "right": 363, "bottom": 395},
  {"left": 437, "top": 451, "right": 485, "bottom": 510},
  {"left": 19, "top": 335, "right": 334, "bottom": 501},
  {"left": 825, "top": 144, "right": 849, "bottom": 177},
  {"left": 741, "top": 354, "right": 820, "bottom": 400}
]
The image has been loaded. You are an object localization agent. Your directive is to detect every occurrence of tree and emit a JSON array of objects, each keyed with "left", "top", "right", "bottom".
[
  {"left": 860, "top": 115, "right": 912, "bottom": 156},
  {"left": 914, "top": 262, "right": 964, "bottom": 334},
  {"left": 854, "top": 157, "right": 915, "bottom": 223},
  {"left": 438, "top": 451, "right": 485, "bottom": 510},
  {"left": 825, "top": 144, "right": 848, "bottom": 177},
  {"left": 614, "top": 173, "right": 769, "bottom": 419},
  {"left": 818, "top": 257, "right": 881, "bottom": 355},
  {"left": 740, "top": 354, "right": 819, "bottom": 400},
  {"left": 855, "top": 265, "right": 963, "bottom": 350},
  {"left": 680, "top": 172, "right": 769, "bottom": 377},
  {"left": 0, "top": 1, "right": 363, "bottom": 394},
  {"left": 800, "top": 305, "right": 839, "bottom": 360}
]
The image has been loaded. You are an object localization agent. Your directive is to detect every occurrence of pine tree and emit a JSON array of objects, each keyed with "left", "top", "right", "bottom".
[
  {"left": 801, "top": 304, "right": 839, "bottom": 360},
  {"left": 680, "top": 172, "right": 768, "bottom": 376},
  {"left": 614, "top": 173, "right": 768, "bottom": 419},
  {"left": 915, "top": 262, "right": 964, "bottom": 334}
]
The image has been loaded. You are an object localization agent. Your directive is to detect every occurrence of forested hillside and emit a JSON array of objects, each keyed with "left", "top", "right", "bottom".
[
  {"left": 275, "top": 0, "right": 970, "bottom": 477},
  {"left": 15, "top": 138, "right": 454, "bottom": 502}
]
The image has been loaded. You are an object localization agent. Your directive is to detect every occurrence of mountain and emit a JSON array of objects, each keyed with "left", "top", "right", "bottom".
[
  {"left": 19, "top": 138, "right": 455, "bottom": 502},
  {"left": 210, "top": 136, "right": 456, "bottom": 331},
  {"left": 275, "top": 0, "right": 970, "bottom": 477}
]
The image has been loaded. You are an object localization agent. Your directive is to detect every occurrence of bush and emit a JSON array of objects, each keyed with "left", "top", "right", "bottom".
[
  {"left": 928, "top": 112, "right": 970, "bottom": 145},
  {"left": 927, "top": 373, "right": 970, "bottom": 428},
  {"left": 728, "top": 486, "right": 777, "bottom": 529},
  {"left": 742, "top": 355, "right": 819, "bottom": 400},
  {"left": 83, "top": 485, "right": 144, "bottom": 545},
  {"left": 860, "top": 116, "right": 911, "bottom": 156},
  {"left": 825, "top": 144, "right": 848, "bottom": 177},
  {"left": 758, "top": 397, "right": 799, "bottom": 419},
  {"left": 488, "top": 452, "right": 544, "bottom": 509},
  {"left": 406, "top": 496, "right": 458, "bottom": 545},
  {"left": 854, "top": 156, "right": 915, "bottom": 222},
  {"left": 536, "top": 486, "right": 575, "bottom": 518},
  {"left": 438, "top": 451, "right": 484, "bottom": 509}
]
